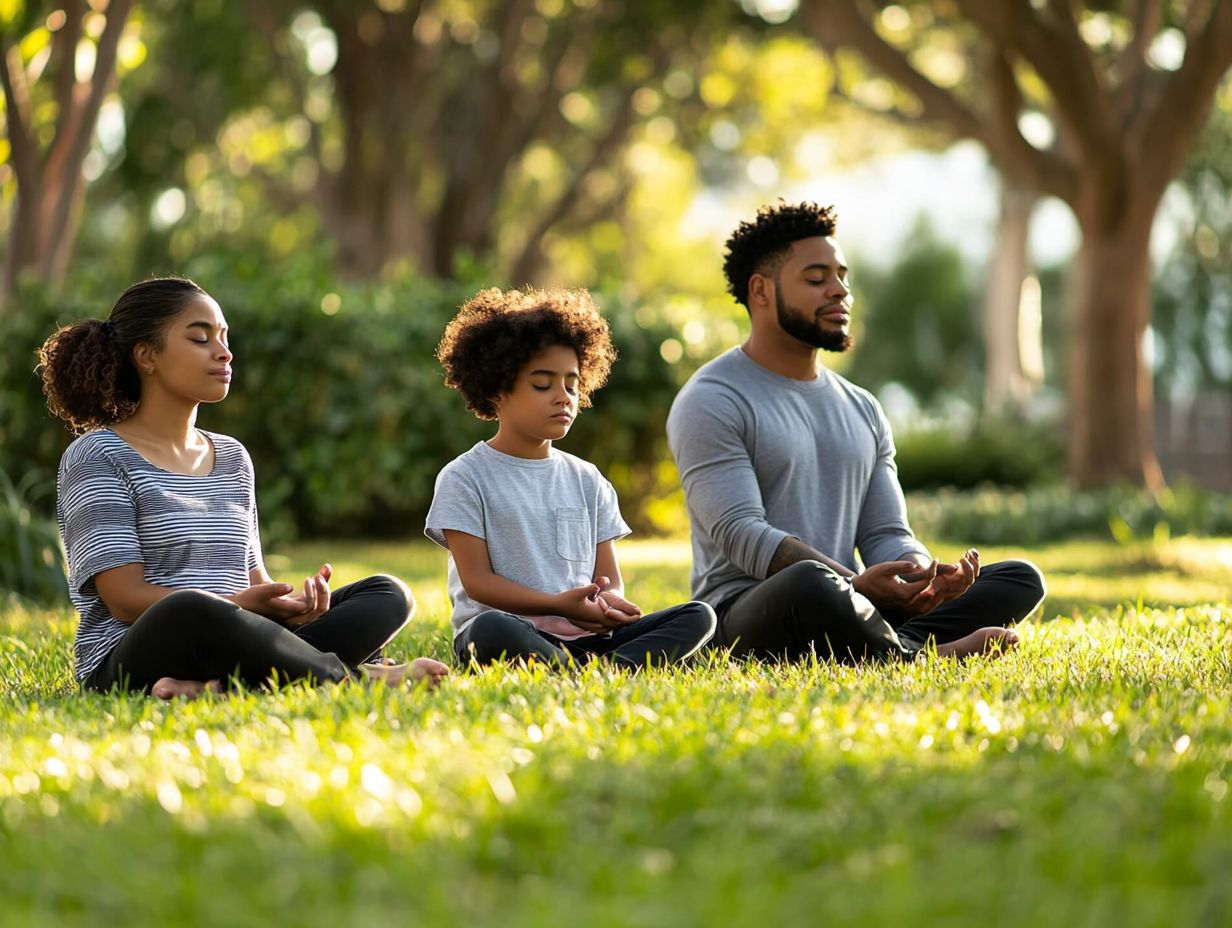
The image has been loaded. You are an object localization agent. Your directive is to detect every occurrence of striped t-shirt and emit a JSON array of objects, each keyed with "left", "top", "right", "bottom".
[{"left": 56, "top": 429, "right": 263, "bottom": 680}]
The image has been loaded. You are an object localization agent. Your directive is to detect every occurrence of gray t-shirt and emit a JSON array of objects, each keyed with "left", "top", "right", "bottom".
[
  {"left": 667, "top": 346, "right": 929, "bottom": 608},
  {"left": 425, "top": 441, "right": 631, "bottom": 638}
]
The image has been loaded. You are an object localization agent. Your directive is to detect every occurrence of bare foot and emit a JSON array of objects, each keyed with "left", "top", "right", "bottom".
[
  {"left": 150, "top": 677, "right": 222, "bottom": 700},
  {"left": 359, "top": 657, "right": 450, "bottom": 688},
  {"left": 934, "top": 627, "right": 1019, "bottom": 659},
  {"left": 409, "top": 657, "right": 450, "bottom": 688}
]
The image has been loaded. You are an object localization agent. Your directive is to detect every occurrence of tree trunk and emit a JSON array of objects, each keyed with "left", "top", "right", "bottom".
[
  {"left": 0, "top": 0, "right": 134, "bottom": 308},
  {"left": 1066, "top": 206, "right": 1165, "bottom": 490},
  {"left": 982, "top": 180, "right": 1039, "bottom": 416}
]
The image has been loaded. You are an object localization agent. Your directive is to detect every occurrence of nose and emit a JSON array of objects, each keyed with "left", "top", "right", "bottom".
[{"left": 216, "top": 340, "right": 233, "bottom": 362}]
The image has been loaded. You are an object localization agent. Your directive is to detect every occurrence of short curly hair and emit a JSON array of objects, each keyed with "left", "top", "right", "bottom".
[
  {"left": 436, "top": 287, "right": 617, "bottom": 420},
  {"left": 723, "top": 201, "right": 838, "bottom": 310}
]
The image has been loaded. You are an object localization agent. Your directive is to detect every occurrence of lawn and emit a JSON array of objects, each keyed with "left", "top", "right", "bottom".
[{"left": 2, "top": 536, "right": 1230, "bottom": 927}]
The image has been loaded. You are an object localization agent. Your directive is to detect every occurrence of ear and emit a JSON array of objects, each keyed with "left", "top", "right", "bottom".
[
  {"left": 747, "top": 271, "right": 773, "bottom": 311},
  {"left": 131, "top": 341, "right": 156, "bottom": 375}
]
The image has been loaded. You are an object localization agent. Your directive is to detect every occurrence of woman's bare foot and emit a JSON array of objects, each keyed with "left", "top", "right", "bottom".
[
  {"left": 934, "top": 627, "right": 1019, "bottom": 659},
  {"left": 409, "top": 657, "right": 450, "bottom": 688},
  {"left": 150, "top": 677, "right": 222, "bottom": 700},
  {"left": 360, "top": 657, "right": 450, "bottom": 688}
]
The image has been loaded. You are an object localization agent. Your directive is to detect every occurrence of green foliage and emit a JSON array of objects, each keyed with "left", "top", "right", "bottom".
[
  {"left": 0, "top": 467, "right": 67, "bottom": 605},
  {"left": 909, "top": 483, "right": 1232, "bottom": 545},
  {"left": 894, "top": 418, "right": 1064, "bottom": 491},
  {"left": 1152, "top": 106, "right": 1232, "bottom": 395},
  {"left": 2, "top": 537, "right": 1231, "bottom": 926},
  {"left": 846, "top": 216, "right": 981, "bottom": 406},
  {"left": 0, "top": 260, "right": 690, "bottom": 540}
]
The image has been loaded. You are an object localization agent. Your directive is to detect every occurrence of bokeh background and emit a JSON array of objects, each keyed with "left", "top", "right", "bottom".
[{"left": 3, "top": 0, "right": 1232, "bottom": 601}]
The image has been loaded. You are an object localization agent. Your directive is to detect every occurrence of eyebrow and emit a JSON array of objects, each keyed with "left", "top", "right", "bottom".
[
  {"left": 801, "top": 262, "right": 848, "bottom": 274},
  {"left": 529, "top": 368, "right": 580, "bottom": 378},
  {"left": 186, "top": 320, "right": 228, "bottom": 334}
]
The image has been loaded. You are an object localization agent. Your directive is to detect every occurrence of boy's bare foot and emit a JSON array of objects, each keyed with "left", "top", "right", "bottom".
[
  {"left": 150, "top": 677, "right": 222, "bottom": 700},
  {"left": 934, "top": 627, "right": 1019, "bottom": 659},
  {"left": 360, "top": 657, "right": 450, "bottom": 688}
]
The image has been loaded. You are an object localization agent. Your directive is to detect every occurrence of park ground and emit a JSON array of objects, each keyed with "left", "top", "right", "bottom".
[{"left": 1, "top": 535, "right": 1230, "bottom": 927}]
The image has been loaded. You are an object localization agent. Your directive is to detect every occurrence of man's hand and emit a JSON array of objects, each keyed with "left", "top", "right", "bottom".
[
  {"left": 852, "top": 559, "right": 941, "bottom": 619},
  {"left": 926, "top": 548, "right": 979, "bottom": 604}
]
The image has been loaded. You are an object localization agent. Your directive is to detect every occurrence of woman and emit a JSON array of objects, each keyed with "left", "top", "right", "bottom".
[{"left": 39, "top": 277, "right": 447, "bottom": 697}]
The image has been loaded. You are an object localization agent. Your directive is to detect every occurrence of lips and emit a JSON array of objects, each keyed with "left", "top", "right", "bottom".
[{"left": 210, "top": 369, "right": 233, "bottom": 382}]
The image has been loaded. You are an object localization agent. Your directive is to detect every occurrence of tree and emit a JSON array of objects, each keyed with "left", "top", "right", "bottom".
[
  {"left": 237, "top": 0, "right": 738, "bottom": 281},
  {"left": 799, "top": 0, "right": 1232, "bottom": 489},
  {"left": 0, "top": 0, "right": 137, "bottom": 306}
]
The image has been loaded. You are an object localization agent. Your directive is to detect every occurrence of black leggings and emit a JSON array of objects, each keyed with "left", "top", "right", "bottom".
[
  {"left": 454, "top": 601, "right": 717, "bottom": 670},
  {"left": 714, "top": 560, "right": 1046, "bottom": 663},
  {"left": 84, "top": 575, "right": 413, "bottom": 692}
]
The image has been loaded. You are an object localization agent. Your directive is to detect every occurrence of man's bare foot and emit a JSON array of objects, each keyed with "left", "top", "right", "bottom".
[
  {"left": 934, "top": 627, "right": 1019, "bottom": 659},
  {"left": 150, "top": 677, "right": 222, "bottom": 700},
  {"left": 360, "top": 657, "right": 450, "bottom": 688}
]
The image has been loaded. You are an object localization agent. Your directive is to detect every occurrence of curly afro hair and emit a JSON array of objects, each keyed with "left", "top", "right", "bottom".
[
  {"left": 436, "top": 287, "right": 617, "bottom": 420},
  {"left": 723, "top": 201, "right": 838, "bottom": 310}
]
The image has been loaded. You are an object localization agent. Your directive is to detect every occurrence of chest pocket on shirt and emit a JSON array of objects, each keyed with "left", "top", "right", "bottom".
[{"left": 555, "top": 507, "right": 592, "bottom": 562}]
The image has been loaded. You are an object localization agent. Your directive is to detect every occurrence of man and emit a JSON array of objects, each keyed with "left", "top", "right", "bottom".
[{"left": 667, "top": 201, "right": 1045, "bottom": 661}]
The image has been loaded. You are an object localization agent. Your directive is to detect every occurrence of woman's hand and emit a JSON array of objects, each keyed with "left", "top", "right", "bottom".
[
  {"left": 277, "top": 564, "right": 332, "bottom": 626},
  {"left": 229, "top": 564, "right": 331, "bottom": 625}
]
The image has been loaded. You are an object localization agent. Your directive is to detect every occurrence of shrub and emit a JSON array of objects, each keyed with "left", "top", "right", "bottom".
[
  {"left": 0, "top": 258, "right": 691, "bottom": 540},
  {"left": 0, "top": 467, "right": 68, "bottom": 605},
  {"left": 908, "top": 483, "right": 1232, "bottom": 545},
  {"left": 894, "top": 419, "right": 1064, "bottom": 492}
]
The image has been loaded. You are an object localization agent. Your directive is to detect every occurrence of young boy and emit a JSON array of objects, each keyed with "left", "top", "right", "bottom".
[{"left": 426, "top": 287, "right": 716, "bottom": 668}]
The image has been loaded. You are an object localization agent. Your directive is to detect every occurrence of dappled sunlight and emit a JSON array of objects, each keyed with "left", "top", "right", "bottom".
[{"left": 3, "top": 538, "right": 1231, "bottom": 924}]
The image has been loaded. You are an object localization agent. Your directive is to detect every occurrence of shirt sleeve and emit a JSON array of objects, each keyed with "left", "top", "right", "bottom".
[
  {"left": 595, "top": 476, "right": 632, "bottom": 544},
  {"left": 57, "top": 443, "right": 144, "bottom": 595},
  {"left": 424, "top": 463, "right": 487, "bottom": 549},
  {"left": 854, "top": 399, "right": 931, "bottom": 567},
  {"left": 668, "top": 383, "right": 789, "bottom": 579},
  {"left": 236, "top": 443, "right": 263, "bottom": 575}
]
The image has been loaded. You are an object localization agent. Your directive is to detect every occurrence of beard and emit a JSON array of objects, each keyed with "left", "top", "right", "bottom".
[{"left": 775, "top": 289, "right": 853, "bottom": 353}]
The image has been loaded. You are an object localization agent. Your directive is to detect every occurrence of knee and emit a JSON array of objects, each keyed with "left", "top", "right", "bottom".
[
  {"left": 776, "top": 561, "right": 852, "bottom": 608},
  {"left": 995, "top": 559, "right": 1047, "bottom": 615},
  {"left": 460, "top": 611, "right": 526, "bottom": 659},
  {"left": 149, "top": 589, "right": 233, "bottom": 629},
  {"left": 360, "top": 574, "right": 416, "bottom": 619},
  {"left": 677, "top": 601, "right": 718, "bottom": 644}
]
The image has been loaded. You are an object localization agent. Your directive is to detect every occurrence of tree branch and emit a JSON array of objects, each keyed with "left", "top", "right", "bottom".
[
  {"left": 802, "top": 0, "right": 1075, "bottom": 200},
  {"left": 509, "top": 83, "right": 639, "bottom": 284},
  {"left": 1136, "top": 0, "right": 1232, "bottom": 196},
  {"left": 0, "top": 38, "right": 38, "bottom": 190},
  {"left": 42, "top": 0, "right": 133, "bottom": 274},
  {"left": 50, "top": 0, "right": 85, "bottom": 147}
]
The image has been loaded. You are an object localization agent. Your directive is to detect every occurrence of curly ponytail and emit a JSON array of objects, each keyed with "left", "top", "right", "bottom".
[{"left": 36, "top": 277, "right": 208, "bottom": 434}]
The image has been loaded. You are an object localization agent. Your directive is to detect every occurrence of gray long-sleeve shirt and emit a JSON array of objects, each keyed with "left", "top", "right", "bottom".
[{"left": 667, "top": 346, "right": 929, "bottom": 608}]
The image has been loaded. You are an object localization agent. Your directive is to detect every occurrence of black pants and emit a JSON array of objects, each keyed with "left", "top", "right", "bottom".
[
  {"left": 714, "top": 560, "right": 1046, "bottom": 663},
  {"left": 453, "top": 602, "right": 717, "bottom": 670},
  {"left": 84, "top": 575, "right": 413, "bottom": 692}
]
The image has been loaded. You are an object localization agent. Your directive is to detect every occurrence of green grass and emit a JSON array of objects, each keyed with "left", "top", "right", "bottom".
[{"left": 2, "top": 537, "right": 1231, "bottom": 926}]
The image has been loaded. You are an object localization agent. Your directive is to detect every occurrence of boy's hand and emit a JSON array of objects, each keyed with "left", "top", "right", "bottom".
[
  {"left": 556, "top": 580, "right": 639, "bottom": 632},
  {"left": 597, "top": 588, "right": 641, "bottom": 620}
]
